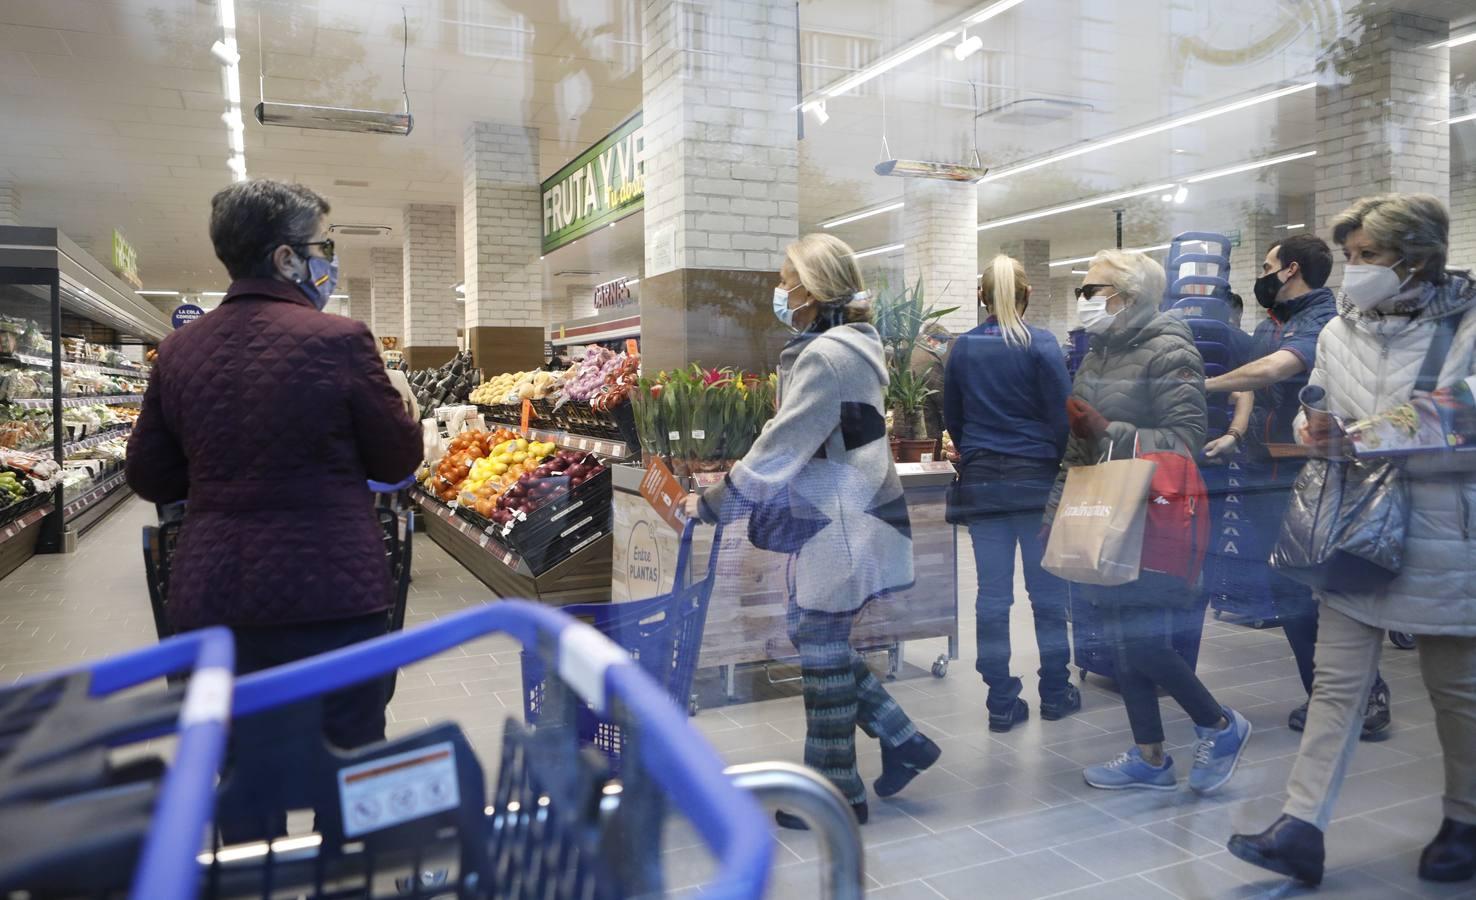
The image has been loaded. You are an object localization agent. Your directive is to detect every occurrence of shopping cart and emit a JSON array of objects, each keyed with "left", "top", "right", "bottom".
[
  {"left": 0, "top": 627, "right": 236, "bottom": 900},
  {"left": 522, "top": 519, "right": 718, "bottom": 760},
  {"left": 144, "top": 477, "right": 416, "bottom": 642},
  {"left": 198, "top": 602, "right": 774, "bottom": 899}
]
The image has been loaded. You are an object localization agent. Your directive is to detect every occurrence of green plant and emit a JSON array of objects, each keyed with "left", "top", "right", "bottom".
[
  {"left": 872, "top": 278, "right": 957, "bottom": 439},
  {"left": 631, "top": 366, "right": 777, "bottom": 471}
]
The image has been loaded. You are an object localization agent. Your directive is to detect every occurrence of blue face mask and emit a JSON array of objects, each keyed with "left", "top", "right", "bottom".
[
  {"left": 299, "top": 255, "right": 339, "bottom": 311},
  {"left": 773, "top": 286, "right": 816, "bottom": 331}
]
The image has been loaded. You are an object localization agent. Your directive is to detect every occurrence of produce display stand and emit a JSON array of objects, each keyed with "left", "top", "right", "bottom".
[
  {"left": 0, "top": 226, "right": 167, "bottom": 564},
  {"left": 610, "top": 460, "right": 959, "bottom": 700},
  {"left": 0, "top": 494, "right": 53, "bottom": 581}
]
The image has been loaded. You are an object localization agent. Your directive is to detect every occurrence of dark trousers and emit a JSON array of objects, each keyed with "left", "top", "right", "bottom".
[
  {"left": 958, "top": 453, "right": 1069, "bottom": 711},
  {"left": 1094, "top": 576, "right": 1223, "bottom": 745},
  {"left": 218, "top": 612, "right": 390, "bottom": 842}
]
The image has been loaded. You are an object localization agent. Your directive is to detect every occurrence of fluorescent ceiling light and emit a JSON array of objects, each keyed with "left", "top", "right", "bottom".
[
  {"left": 226, "top": 154, "right": 246, "bottom": 176},
  {"left": 210, "top": 40, "right": 239, "bottom": 66},
  {"left": 820, "top": 30, "right": 956, "bottom": 100},
  {"left": 979, "top": 82, "right": 1316, "bottom": 185},
  {"left": 255, "top": 102, "right": 413, "bottom": 135},
  {"left": 201, "top": 291, "right": 228, "bottom": 297},
  {"left": 1050, "top": 243, "right": 1172, "bottom": 268},
  {"left": 854, "top": 242, "right": 905, "bottom": 260},
  {"left": 1446, "top": 111, "right": 1476, "bottom": 126},
  {"left": 964, "top": 0, "right": 1027, "bottom": 25},
  {"left": 1173, "top": 186, "right": 1189, "bottom": 204},
  {"left": 329, "top": 293, "right": 348, "bottom": 299},
  {"left": 821, "top": 201, "right": 905, "bottom": 229},
  {"left": 1278, "top": 222, "right": 1307, "bottom": 230},
  {"left": 137, "top": 290, "right": 180, "bottom": 296},
  {"left": 1430, "top": 31, "right": 1476, "bottom": 49},
  {"left": 1070, "top": 269, "right": 1089, "bottom": 275},
  {"left": 1183, "top": 148, "right": 1316, "bottom": 182},
  {"left": 977, "top": 183, "right": 1175, "bottom": 232},
  {"left": 812, "top": 101, "right": 830, "bottom": 124},
  {"left": 954, "top": 34, "right": 983, "bottom": 61}
]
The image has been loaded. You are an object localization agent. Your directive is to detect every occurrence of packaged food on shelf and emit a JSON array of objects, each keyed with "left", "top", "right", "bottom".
[{"left": 0, "top": 405, "right": 50, "bottom": 451}]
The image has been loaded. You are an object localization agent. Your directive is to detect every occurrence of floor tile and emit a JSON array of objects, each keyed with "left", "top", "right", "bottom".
[{"left": 924, "top": 849, "right": 1101, "bottom": 900}]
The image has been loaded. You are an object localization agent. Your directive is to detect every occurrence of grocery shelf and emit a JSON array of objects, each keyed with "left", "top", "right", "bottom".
[
  {"left": 8, "top": 395, "right": 144, "bottom": 409},
  {"left": 0, "top": 494, "right": 52, "bottom": 541},
  {"left": 0, "top": 497, "right": 52, "bottom": 581},
  {"left": 62, "top": 468, "right": 130, "bottom": 527},
  {"left": 7, "top": 352, "right": 151, "bottom": 380},
  {"left": 62, "top": 426, "right": 132, "bottom": 458}
]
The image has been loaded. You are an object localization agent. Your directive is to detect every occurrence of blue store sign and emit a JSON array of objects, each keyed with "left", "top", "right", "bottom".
[{"left": 171, "top": 303, "right": 204, "bottom": 329}]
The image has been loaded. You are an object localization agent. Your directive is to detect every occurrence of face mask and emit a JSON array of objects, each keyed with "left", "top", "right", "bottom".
[
  {"left": 1254, "top": 268, "right": 1287, "bottom": 309},
  {"left": 298, "top": 255, "right": 339, "bottom": 311},
  {"left": 1077, "top": 293, "right": 1119, "bottom": 335},
  {"left": 773, "top": 286, "right": 812, "bottom": 330},
  {"left": 1340, "top": 259, "right": 1410, "bottom": 312}
]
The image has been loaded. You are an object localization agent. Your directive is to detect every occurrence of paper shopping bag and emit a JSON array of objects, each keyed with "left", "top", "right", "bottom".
[{"left": 1042, "top": 457, "right": 1157, "bottom": 586}]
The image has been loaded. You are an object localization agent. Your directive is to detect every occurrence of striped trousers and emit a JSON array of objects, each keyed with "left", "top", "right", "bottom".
[{"left": 788, "top": 601, "right": 919, "bottom": 805}]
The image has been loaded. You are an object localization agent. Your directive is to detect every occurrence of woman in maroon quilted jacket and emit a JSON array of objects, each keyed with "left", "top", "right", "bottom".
[{"left": 126, "top": 181, "right": 422, "bottom": 834}]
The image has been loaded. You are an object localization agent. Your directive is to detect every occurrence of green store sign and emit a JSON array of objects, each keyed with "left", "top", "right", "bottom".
[
  {"left": 541, "top": 111, "right": 644, "bottom": 255},
  {"left": 111, "top": 229, "right": 141, "bottom": 289}
]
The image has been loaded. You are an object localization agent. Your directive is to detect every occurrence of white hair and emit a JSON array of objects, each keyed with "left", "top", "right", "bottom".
[{"left": 1090, "top": 249, "right": 1166, "bottom": 307}]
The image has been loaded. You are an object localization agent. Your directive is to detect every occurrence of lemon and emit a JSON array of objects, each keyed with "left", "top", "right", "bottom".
[{"left": 490, "top": 462, "right": 508, "bottom": 475}]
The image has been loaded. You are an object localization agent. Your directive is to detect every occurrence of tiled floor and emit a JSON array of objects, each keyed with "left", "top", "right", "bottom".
[{"left": 0, "top": 498, "right": 1465, "bottom": 899}]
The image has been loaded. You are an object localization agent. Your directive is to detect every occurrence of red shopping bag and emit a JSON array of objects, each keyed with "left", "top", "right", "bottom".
[{"left": 1139, "top": 450, "right": 1210, "bottom": 584}]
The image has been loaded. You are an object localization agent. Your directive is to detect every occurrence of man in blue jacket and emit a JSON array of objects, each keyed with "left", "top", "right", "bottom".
[{"left": 1204, "top": 233, "right": 1390, "bottom": 739}]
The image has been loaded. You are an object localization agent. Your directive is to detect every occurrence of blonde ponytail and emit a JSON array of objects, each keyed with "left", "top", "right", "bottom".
[{"left": 981, "top": 254, "right": 1031, "bottom": 348}]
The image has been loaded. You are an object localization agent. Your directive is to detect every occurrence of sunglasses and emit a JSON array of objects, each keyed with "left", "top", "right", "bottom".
[
  {"left": 294, "top": 239, "right": 336, "bottom": 262},
  {"left": 1073, "top": 283, "right": 1113, "bottom": 301}
]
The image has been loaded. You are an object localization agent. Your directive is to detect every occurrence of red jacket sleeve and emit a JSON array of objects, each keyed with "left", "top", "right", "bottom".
[
  {"left": 125, "top": 368, "right": 189, "bottom": 502},
  {"left": 343, "top": 324, "right": 423, "bottom": 482}
]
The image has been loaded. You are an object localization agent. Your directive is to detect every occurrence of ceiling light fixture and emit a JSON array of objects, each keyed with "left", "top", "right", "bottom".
[
  {"left": 811, "top": 100, "right": 830, "bottom": 125},
  {"left": 214, "top": 0, "right": 246, "bottom": 182},
  {"left": 137, "top": 290, "right": 181, "bottom": 297},
  {"left": 1173, "top": 185, "right": 1189, "bottom": 204},
  {"left": 978, "top": 81, "right": 1315, "bottom": 185},
  {"left": 1430, "top": 31, "right": 1476, "bottom": 49},
  {"left": 853, "top": 242, "right": 905, "bottom": 260},
  {"left": 954, "top": 31, "right": 983, "bottom": 61},
  {"left": 201, "top": 291, "right": 228, "bottom": 297},
  {"left": 1277, "top": 222, "right": 1307, "bottom": 230},
  {"left": 1182, "top": 148, "right": 1317, "bottom": 182},
  {"left": 820, "top": 201, "right": 906, "bottom": 229},
  {"left": 1049, "top": 243, "right": 1173, "bottom": 268},
  {"left": 977, "top": 183, "right": 1176, "bottom": 232},
  {"left": 1070, "top": 269, "right": 1090, "bottom": 275},
  {"left": 1446, "top": 111, "right": 1476, "bottom": 126},
  {"left": 210, "top": 40, "right": 240, "bottom": 66},
  {"left": 255, "top": 9, "right": 413, "bottom": 135}
]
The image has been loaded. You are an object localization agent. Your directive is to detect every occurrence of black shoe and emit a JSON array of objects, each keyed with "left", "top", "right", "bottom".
[
  {"left": 1361, "top": 677, "right": 1391, "bottom": 741},
  {"left": 874, "top": 734, "right": 942, "bottom": 798},
  {"left": 776, "top": 800, "right": 868, "bottom": 831},
  {"left": 1420, "top": 818, "right": 1476, "bottom": 882},
  {"left": 989, "top": 698, "right": 1029, "bottom": 733},
  {"left": 1227, "top": 814, "right": 1325, "bottom": 887},
  {"left": 1040, "top": 685, "right": 1082, "bottom": 721},
  {"left": 1288, "top": 701, "right": 1308, "bottom": 733}
]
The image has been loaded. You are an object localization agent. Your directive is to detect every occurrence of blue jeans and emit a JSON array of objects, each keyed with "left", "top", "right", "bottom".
[{"left": 960, "top": 453, "right": 1070, "bottom": 712}]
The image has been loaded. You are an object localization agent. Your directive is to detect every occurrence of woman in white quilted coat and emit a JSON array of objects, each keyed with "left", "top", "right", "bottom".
[{"left": 1230, "top": 194, "right": 1476, "bottom": 888}]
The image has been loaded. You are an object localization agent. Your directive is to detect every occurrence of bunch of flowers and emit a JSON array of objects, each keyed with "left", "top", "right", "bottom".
[{"left": 631, "top": 365, "right": 777, "bottom": 473}]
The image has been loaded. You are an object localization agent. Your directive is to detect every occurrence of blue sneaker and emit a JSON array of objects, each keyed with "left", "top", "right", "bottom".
[
  {"left": 1083, "top": 747, "right": 1178, "bottom": 791},
  {"left": 1189, "top": 706, "right": 1252, "bottom": 795}
]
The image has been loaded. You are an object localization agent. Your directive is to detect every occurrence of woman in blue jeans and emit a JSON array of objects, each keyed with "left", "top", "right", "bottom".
[{"left": 944, "top": 254, "right": 1078, "bottom": 732}]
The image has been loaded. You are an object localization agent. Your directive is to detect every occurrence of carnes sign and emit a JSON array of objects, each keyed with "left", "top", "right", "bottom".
[{"left": 541, "top": 111, "right": 644, "bottom": 255}]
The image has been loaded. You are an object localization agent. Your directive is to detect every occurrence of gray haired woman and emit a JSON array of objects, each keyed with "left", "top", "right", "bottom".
[
  {"left": 687, "top": 233, "right": 940, "bottom": 829},
  {"left": 1230, "top": 193, "right": 1476, "bottom": 888}
]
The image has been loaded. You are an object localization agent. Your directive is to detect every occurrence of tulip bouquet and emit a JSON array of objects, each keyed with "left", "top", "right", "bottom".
[{"left": 632, "top": 366, "right": 777, "bottom": 475}]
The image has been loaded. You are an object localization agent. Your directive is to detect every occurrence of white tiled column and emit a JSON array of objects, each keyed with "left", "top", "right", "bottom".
[
  {"left": 1315, "top": 10, "right": 1449, "bottom": 282},
  {"left": 1225, "top": 205, "right": 1280, "bottom": 333},
  {"left": 370, "top": 247, "right": 404, "bottom": 349},
  {"left": 402, "top": 203, "right": 459, "bottom": 369},
  {"left": 904, "top": 180, "right": 978, "bottom": 334},
  {"left": 998, "top": 238, "right": 1054, "bottom": 335},
  {"left": 1451, "top": 170, "right": 1476, "bottom": 271},
  {"left": 0, "top": 181, "right": 19, "bottom": 226},
  {"left": 465, "top": 122, "right": 545, "bottom": 372},
  {"left": 345, "top": 276, "right": 371, "bottom": 325}
]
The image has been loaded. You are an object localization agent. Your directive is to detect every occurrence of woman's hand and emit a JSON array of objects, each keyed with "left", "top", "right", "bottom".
[
  {"left": 683, "top": 493, "right": 703, "bottom": 520},
  {"left": 1066, "top": 398, "right": 1110, "bottom": 442},
  {"left": 1298, "top": 410, "right": 1347, "bottom": 457}
]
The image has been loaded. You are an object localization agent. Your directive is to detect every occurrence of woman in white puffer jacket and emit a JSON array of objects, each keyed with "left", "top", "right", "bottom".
[{"left": 1229, "top": 193, "right": 1476, "bottom": 889}]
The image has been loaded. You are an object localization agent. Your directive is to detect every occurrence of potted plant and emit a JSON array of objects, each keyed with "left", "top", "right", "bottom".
[
  {"left": 631, "top": 366, "right": 777, "bottom": 476},
  {"left": 873, "top": 279, "right": 956, "bottom": 462}
]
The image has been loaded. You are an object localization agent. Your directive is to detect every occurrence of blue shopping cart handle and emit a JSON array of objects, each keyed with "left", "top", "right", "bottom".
[
  {"left": 368, "top": 474, "right": 418, "bottom": 493},
  {"left": 231, "top": 602, "right": 771, "bottom": 900}
]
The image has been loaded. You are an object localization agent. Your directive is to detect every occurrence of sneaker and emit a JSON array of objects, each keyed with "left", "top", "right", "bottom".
[
  {"left": 989, "top": 697, "right": 1029, "bottom": 733},
  {"left": 1189, "top": 706, "right": 1252, "bottom": 795},
  {"left": 873, "top": 733, "right": 942, "bottom": 798},
  {"left": 1083, "top": 747, "right": 1178, "bottom": 791},
  {"left": 1039, "top": 684, "right": 1082, "bottom": 721},
  {"left": 1288, "top": 701, "right": 1308, "bottom": 733},
  {"left": 776, "top": 800, "right": 868, "bottom": 831},
  {"left": 1362, "top": 676, "right": 1391, "bottom": 741}
]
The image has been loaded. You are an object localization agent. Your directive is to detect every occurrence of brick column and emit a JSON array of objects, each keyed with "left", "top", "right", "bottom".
[
  {"left": 997, "top": 238, "right": 1055, "bottom": 335},
  {"left": 1451, "top": 169, "right": 1476, "bottom": 271},
  {"left": 1224, "top": 204, "right": 1280, "bottom": 334},
  {"left": 903, "top": 180, "right": 978, "bottom": 335},
  {"left": 0, "top": 181, "right": 19, "bottom": 225},
  {"left": 345, "top": 276, "right": 371, "bottom": 326},
  {"left": 401, "top": 203, "right": 459, "bottom": 370},
  {"left": 1315, "top": 11, "right": 1449, "bottom": 282},
  {"left": 465, "top": 122, "right": 545, "bottom": 373},
  {"left": 370, "top": 247, "right": 404, "bottom": 351},
  {"left": 640, "top": 0, "right": 799, "bottom": 374}
]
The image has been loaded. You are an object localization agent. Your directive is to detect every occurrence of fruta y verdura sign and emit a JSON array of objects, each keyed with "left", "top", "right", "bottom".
[{"left": 541, "top": 111, "right": 644, "bottom": 255}]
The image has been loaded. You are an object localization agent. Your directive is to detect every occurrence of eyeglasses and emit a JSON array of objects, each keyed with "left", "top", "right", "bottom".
[
  {"left": 1073, "top": 283, "right": 1113, "bottom": 301},
  {"left": 294, "top": 239, "right": 336, "bottom": 262}
]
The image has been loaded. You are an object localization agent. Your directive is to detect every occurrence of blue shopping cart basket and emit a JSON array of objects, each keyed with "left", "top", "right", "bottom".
[
  {"left": 195, "top": 601, "right": 772, "bottom": 900},
  {"left": 522, "top": 519, "right": 719, "bottom": 758},
  {"left": 0, "top": 627, "right": 236, "bottom": 900}
]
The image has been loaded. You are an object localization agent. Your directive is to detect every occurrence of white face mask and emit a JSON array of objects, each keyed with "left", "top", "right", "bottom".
[
  {"left": 1077, "top": 293, "right": 1119, "bottom": 335},
  {"left": 1341, "top": 259, "right": 1412, "bottom": 312}
]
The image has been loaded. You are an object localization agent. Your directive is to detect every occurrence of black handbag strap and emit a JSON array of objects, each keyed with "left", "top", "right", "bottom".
[{"left": 1414, "top": 310, "right": 1465, "bottom": 394}]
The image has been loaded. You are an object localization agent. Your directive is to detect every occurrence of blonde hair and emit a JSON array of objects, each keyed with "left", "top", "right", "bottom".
[
  {"left": 1090, "top": 249, "right": 1166, "bottom": 307},
  {"left": 979, "top": 254, "right": 1031, "bottom": 348},
  {"left": 1331, "top": 193, "right": 1450, "bottom": 283},
  {"left": 785, "top": 233, "right": 872, "bottom": 324}
]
